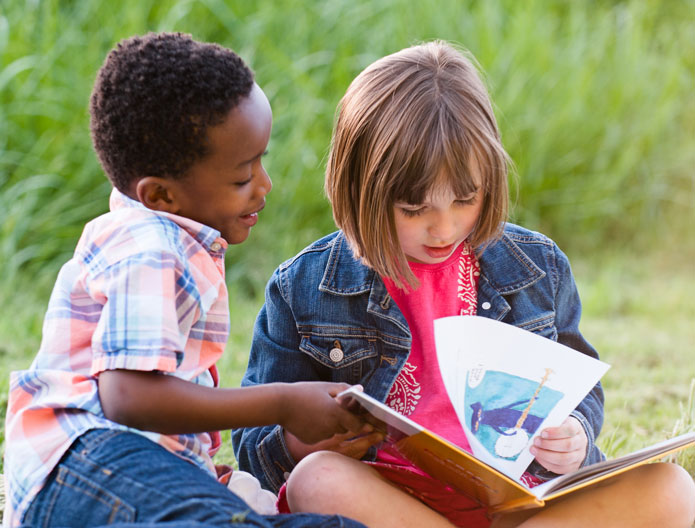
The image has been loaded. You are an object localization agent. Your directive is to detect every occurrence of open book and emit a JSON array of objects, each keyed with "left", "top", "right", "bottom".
[{"left": 338, "top": 316, "right": 695, "bottom": 513}]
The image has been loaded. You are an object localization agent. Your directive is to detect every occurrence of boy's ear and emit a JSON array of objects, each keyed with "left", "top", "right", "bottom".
[{"left": 135, "top": 177, "right": 182, "bottom": 214}]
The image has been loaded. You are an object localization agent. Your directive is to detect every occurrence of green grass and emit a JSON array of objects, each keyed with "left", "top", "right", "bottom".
[
  {"left": 1, "top": 0, "right": 694, "bottom": 288},
  {"left": 575, "top": 240, "right": 695, "bottom": 460},
  {"left": 1, "top": 0, "right": 695, "bottom": 481}
]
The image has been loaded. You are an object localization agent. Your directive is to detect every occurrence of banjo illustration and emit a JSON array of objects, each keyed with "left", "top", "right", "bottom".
[{"left": 469, "top": 368, "right": 554, "bottom": 459}]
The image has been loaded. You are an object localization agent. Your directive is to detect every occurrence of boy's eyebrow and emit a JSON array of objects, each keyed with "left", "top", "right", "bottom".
[{"left": 236, "top": 149, "right": 267, "bottom": 168}]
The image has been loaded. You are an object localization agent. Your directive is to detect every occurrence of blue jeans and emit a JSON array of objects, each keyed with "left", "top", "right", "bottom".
[{"left": 22, "top": 429, "right": 363, "bottom": 528}]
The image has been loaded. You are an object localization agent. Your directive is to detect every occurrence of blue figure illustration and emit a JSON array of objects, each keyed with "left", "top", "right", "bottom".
[
  {"left": 469, "top": 400, "right": 543, "bottom": 436},
  {"left": 465, "top": 368, "right": 563, "bottom": 460}
]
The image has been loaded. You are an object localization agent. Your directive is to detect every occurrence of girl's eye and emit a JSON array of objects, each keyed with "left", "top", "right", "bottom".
[
  {"left": 399, "top": 207, "right": 426, "bottom": 217},
  {"left": 455, "top": 194, "right": 479, "bottom": 206}
]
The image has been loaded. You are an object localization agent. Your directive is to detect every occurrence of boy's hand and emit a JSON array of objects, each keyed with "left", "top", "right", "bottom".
[
  {"left": 279, "top": 382, "right": 368, "bottom": 446},
  {"left": 530, "top": 416, "right": 587, "bottom": 474}
]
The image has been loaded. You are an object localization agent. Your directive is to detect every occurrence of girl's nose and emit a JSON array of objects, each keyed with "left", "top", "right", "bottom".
[{"left": 428, "top": 213, "right": 456, "bottom": 242}]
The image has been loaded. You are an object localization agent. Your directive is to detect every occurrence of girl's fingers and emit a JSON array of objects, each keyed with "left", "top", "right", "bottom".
[{"left": 333, "top": 432, "right": 384, "bottom": 459}]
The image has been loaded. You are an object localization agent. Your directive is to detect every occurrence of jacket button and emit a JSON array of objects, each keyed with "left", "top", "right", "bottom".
[
  {"left": 481, "top": 302, "right": 491, "bottom": 310},
  {"left": 329, "top": 347, "right": 344, "bottom": 363}
]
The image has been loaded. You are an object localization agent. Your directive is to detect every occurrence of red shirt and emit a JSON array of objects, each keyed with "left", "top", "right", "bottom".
[{"left": 379, "top": 241, "right": 480, "bottom": 460}]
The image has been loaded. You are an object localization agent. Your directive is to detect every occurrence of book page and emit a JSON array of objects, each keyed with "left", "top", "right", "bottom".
[
  {"left": 530, "top": 431, "right": 695, "bottom": 500},
  {"left": 434, "top": 316, "right": 610, "bottom": 481}
]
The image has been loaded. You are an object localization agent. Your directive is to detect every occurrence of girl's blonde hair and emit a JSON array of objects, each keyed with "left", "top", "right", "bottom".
[{"left": 325, "top": 40, "right": 510, "bottom": 289}]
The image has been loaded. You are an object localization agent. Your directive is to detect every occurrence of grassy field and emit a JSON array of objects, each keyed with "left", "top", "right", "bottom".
[{"left": 1, "top": 0, "right": 694, "bottom": 481}]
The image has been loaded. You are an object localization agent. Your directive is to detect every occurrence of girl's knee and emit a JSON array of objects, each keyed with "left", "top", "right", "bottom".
[
  {"left": 643, "top": 462, "right": 695, "bottom": 494},
  {"left": 632, "top": 463, "right": 695, "bottom": 526},
  {"left": 286, "top": 451, "right": 363, "bottom": 513},
  {"left": 654, "top": 463, "right": 695, "bottom": 522}
]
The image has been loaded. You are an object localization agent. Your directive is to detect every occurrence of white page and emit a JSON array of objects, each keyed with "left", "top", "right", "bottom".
[{"left": 434, "top": 316, "right": 610, "bottom": 481}]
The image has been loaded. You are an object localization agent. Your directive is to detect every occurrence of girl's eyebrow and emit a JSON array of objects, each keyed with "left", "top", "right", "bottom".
[{"left": 394, "top": 201, "right": 425, "bottom": 207}]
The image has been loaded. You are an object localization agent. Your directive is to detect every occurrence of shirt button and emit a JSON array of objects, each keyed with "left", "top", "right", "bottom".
[
  {"left": 210, "top": 242, "right": 222, "bottom": 252},
  {"left": 481, "top": 302, "right": 491, "bottom": 310},
  {"left": 283, "top": 472, "right": 291, "bottom": 481},
  {"left": 329, "top": 347, "right": 344, "bottom": 363}
]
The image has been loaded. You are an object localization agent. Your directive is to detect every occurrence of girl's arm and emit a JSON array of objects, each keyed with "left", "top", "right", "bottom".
[
  {"left": 531, "top": 243, "right": 604, "bottom": 476},
  {"left": 98, "top": 369, "right": 365, "bottom": 446}
]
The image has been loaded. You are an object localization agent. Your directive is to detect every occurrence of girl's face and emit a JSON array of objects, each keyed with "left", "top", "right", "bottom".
[{"left": 393, "top": 180, "right": 483, "bottom": 264}]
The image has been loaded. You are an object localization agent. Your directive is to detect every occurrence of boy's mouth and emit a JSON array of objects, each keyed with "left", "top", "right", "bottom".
[
  {"left": 239, "top": 212, "right": 258, "bottom": 227},
  {"left": 239, "top": 203, "right": 265, "bottom": 227}
]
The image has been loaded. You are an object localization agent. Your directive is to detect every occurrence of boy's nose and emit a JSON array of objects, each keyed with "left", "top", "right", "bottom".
[{"left": 256, "top": 167, "right": 272, "bottom": 196}]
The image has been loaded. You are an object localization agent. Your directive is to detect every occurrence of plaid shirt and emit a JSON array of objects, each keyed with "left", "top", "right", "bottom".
[{"left": 4, "top": 189, "right": 230, "bottom": 526}]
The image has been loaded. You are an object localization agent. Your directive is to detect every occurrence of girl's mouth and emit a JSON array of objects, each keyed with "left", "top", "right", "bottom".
[{"left": 423, "top": 243, "right": 455, "bottom": 259}]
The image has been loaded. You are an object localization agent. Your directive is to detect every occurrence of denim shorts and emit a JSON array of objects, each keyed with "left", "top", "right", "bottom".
[{"left": 22, "top": 428, "right": 364, "bottom": 528}]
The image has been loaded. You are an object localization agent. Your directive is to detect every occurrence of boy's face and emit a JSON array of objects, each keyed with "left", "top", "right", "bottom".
[{"left": 168, "top": 83, "right": 273, "bottom": 244}]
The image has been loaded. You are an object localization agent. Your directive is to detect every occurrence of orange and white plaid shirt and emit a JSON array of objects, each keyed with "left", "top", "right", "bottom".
[{"left": 4, "top": 189, "right": 230, "bottom": 526}]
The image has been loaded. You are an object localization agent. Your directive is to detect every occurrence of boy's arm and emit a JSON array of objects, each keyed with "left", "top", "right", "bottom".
[
  {"left": 232, "top": 264, "right": 381, "bottom": 491},
  {"left": 98, "top": 369, "right": 365, "bottom": 445},
  {"left": 232, "top": 268, "right": 338, "bottom": 492}
]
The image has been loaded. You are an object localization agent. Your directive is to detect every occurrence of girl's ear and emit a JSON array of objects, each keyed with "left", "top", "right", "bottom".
[{"left": 135, "top": 177, "right": 182, "bottom": 214}]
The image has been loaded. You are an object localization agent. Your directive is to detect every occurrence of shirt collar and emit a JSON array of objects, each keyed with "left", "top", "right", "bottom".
[{"left": 109, "top": 188, "right": 227, "bottom": 254}]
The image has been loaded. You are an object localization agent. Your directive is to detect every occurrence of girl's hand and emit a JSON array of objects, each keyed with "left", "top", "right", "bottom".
[
  {"left": 529, "top": 416, "right": 587, "bottom": 474},
  {"left": 284, "top": 428, "right": 384, "bottom": 462},
  {"left": 279, "top": 382, "right": 368, "bottom": 446}
]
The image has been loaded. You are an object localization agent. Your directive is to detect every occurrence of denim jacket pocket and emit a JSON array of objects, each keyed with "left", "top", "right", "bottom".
[
  {"left": 515, "top": 314, "right": 557, "bottom": 341},
  {"left": 299, "top": 327, "right": 378, "bottom": 384}
]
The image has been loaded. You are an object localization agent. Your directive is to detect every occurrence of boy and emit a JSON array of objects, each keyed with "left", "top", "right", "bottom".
[{"left": 3, "top": 32, "right": 365, "bottom": 528}]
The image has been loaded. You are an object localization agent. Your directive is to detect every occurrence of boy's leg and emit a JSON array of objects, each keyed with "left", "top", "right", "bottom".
[
  {"left": 22, "top": 429, "right": 363, "bottom": 528},
  {"left": 491, "top": 462, "right": 695, "bottom": 528},
  {"left": 286, "top": 451, "right": 457, "bottom": 528}
]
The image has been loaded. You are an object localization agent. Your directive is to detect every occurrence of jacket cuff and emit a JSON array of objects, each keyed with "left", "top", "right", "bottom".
[
  {"left": 526, "top": 411, "right": 606, "bottom": 481},
  {"left": 570, "top": 409, "right": 606, "bottom": 466},
  {"left": 257, "top": 425, "right": 296, "bottom": 492}
]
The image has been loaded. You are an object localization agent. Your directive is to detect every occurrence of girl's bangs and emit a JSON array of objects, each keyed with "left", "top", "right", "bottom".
[{"left": 389, "top": 114, "right": 481, "bottom": 205}]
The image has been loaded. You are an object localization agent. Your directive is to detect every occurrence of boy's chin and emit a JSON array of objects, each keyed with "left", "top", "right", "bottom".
[{"left": 222, "top": 230, "right": 251, "bottom": 245}]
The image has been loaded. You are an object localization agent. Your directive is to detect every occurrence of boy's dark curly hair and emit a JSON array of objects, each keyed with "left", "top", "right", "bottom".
[{"left": 90, "top": 32, "right": 254, "bottom": 193}]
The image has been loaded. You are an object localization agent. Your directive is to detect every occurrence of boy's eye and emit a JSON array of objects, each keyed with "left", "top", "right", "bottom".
[{"left": 234, "top": 176, "right": 253, "bottom": 186}]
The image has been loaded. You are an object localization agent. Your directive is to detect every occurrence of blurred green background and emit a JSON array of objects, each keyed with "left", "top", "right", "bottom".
[{"left": 1, "top": 0, "right": 694, "bottom": 472}]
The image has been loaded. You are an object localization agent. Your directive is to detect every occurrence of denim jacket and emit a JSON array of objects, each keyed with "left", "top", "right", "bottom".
[{"left": 232, "top": 223, "right": 605, "bottom": 492}]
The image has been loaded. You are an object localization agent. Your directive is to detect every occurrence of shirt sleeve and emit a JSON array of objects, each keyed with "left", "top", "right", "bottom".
[{"left": 87, "top": 250, "right": 198, "bottom": 376}]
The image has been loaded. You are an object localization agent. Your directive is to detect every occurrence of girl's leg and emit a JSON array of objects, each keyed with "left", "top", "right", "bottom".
[
  {"left": 22, "top": 429, "right": 363, "bottom": 528},
  {"left": 286, "top": 451, "right": 456, "bottom": 528},
  {"left": 491, "top": 462, "right": 695, "bottom": 528}
]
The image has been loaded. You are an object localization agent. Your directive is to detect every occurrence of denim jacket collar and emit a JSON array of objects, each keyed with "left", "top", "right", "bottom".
[
  {"left": 318, "top": 230, "right": 547, "bottom": 323},
  {"left": 319, "top": 232, "right": 375, "bottom": 295},
  {"left": 476, "top": 233, "right": 547, "bottom": 321},
  {"left": 319, "top": 232, "right": 410, "bottom": 334},
  {"left": 320, "top": 231, "right": 545, "bottom": 292}
]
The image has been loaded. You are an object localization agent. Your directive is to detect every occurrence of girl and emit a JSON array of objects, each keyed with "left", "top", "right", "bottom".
[{"left": 232, "top": 41, "right": 695, "bottom": 527}]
